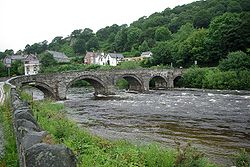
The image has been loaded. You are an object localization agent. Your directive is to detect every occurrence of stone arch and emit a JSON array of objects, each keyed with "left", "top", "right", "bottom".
[
  {"left": 149, "top": 75, "right": 168, "bottom": 90},
  {"left": 20, "top": 81, "right": 56, "bottom": 99},
  {"left": 115, "top": 74, "right": 144, "bottom": 92},
  {"left": 173, "top": 75, "right": 183, "bottom": 88},
  {"left": 67, "top": 75, "right": 108, "bottom": 96}
]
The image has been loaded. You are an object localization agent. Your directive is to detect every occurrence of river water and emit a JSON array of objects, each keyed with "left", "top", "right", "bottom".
[{"left": 26, "top": 87, "right": 250, "bottom": 166}]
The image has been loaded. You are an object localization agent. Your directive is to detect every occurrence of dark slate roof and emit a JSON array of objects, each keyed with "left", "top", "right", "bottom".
[
  {"left": 47, "top": 50, "right": 70, "bottom": 63},
  {"left": 108, "top": 53, "right": 124, "bottom": 59}
]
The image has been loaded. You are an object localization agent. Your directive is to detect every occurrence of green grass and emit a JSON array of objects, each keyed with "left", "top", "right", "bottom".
[
  {"left": 28, "top": 97, "right": 216, "bottom": 167},
  {"left": 0, "top": 85, "right": 19, "bottom": 167}
]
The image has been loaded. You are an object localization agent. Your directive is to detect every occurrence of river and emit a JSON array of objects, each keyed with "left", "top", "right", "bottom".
[{"left": 25, "top": 87, "right": 250, "bottom": 166}]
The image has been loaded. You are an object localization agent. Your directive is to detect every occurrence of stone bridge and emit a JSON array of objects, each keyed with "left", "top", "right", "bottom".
[{"left": 8, "top": 69, "right": 184, "bottom": 100}]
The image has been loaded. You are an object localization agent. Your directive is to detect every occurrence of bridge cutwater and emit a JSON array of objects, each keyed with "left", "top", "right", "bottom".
[{"left": 8, "top": 69, "right": 183, "bottom": 100}]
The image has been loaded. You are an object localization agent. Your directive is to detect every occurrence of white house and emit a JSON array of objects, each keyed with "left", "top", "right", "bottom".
[
  {"left": 24, "top": 54, "right": 40, "bottom": 75},
  {"left": 141, "top": 51, "right": 153, "bottom": 58},
  {"left": 105, "top": 53, "right": 124, "bottom": 66}
]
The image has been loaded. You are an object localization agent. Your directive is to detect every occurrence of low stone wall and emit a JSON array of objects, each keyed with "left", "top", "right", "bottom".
[{"left": 10, "top": 88, "right": 76, "bottom": 167}]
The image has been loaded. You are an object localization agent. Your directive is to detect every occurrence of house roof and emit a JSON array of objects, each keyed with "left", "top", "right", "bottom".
[
  {"left": 47, "top": 50, "right": 70, "bottom": 63},
  {"left": 141, "top": 51, "right": 152, "bottom": 57},
  {"left": 24, "top": 54, "right": 39, "bottom": 64},
  {"left": 108, "top": 53, "right": 124, "bottom": 59},
  {"left": 11, "top": 55, "right": 27, "bottom": 60}
]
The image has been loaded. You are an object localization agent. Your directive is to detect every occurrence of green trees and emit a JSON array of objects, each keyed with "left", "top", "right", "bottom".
[
  {"left": 154, "top": 26, "right": 171, "bottom": 41},
  {"left": 0, "top": 62, "right": 7, "bottom": 77},
  {"left": 218, "top": 51, "right": 250, "bottom": 71},
  {"left": 206, "top": 12, "right": 246, "bottom": 65},
  {"left": 40, "top": 52, "right": 57, "bottom": 69}
]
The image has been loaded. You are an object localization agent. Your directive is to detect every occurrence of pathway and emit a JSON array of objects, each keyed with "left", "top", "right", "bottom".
[{"left": 0, "top": 82, "right": 4, "bottom": 159}]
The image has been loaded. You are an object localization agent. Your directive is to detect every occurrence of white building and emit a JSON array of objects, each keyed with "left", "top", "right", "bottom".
[
  {"left": 141, "top": 51, "right": 153, "bottom": 58},
  {"left": 105, "top": 53, "right": 124, "bottom": 66},
  {"left": 84, "top": 52, "right": 124, "bottom": 66},
  {"left": 24, "top": 55, "right": 40, "bottom": 75}
]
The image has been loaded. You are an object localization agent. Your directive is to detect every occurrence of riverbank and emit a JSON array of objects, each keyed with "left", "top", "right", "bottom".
[
  {"left": 0, "top": 84, "right": 19, "bottom": 166},
  {"left": 172, "top": 88, "right": 250, "bottom": 95},
  {"left": 0, "top": 82, "right": 5, "bottom": 160},
  {"left": 28, "top": 97, "right": 217, "bottom": 167}
]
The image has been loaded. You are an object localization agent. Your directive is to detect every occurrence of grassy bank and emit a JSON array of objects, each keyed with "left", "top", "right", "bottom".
[
  {"left": 26, "top": 96, "right": 216, "bottom": 167},
  {"left": 0, "top": 84, "right": 19, "bottom": 167}
]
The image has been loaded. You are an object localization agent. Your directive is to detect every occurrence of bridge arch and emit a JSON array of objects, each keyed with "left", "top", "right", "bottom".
[
  {"left": 66, "top": 75, "right": 108, "bottom": 96},
  {"left": 20, "top": 81, "right": 56, "bottom": 99},
  {"left": 115, "top": 74, "right": 144, "bottom": 92},
  {"left": 149, "top": 75, "right": 168, "bottom": 90},
  {"left": 173, "top": 75, "right": 183, "bottom": 88}
]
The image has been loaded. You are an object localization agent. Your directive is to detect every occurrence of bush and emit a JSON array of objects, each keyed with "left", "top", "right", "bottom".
[
  {"left": 233, "top": 149, "right": 250, "bottom": 167},
  {"left": 218, "top": 51, "right": 250, "bottom": 71}
]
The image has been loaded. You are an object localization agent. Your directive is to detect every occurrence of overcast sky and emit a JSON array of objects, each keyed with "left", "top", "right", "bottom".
[{"left": 0, "top": 0, "right": 196, "bottom": 52}]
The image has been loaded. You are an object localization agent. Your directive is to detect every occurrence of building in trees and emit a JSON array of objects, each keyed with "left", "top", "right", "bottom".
[
  {"left": 3, "top": 54, "right": 40, "bottom": 75},
  {"left": 84, "top": 52, "right": 124, "bottom": 66},
  {"left": 141, "top": 51, "right": 153, "bottom": 58},
  {"left": 47, "top": 50, "right": 70, "bottom": 63},
  {"left": 24, "top": 55, "right": 40, "bottom": 75}
]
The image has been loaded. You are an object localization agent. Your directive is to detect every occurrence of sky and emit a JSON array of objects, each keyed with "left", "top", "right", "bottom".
[{"left": 0, "top": 0, "right": 196, "bottom": 52}]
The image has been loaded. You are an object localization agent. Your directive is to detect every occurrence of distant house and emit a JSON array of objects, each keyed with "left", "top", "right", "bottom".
[
  {"left": 3, "top": 56, "right": 12, "bottom": 67},
  {"left": 105, "top": 53, "right": 124, "bottom": 66},
  {"left": 24, "top": 54, "right": 40, "bottom": 75},
  {"left": 84, "top": 52, "right": 96, "bottom": 64},
  {"left": 3, "top": 54, "right": 40, "bottom": 75},
  {"left": 141, "top": 51, "right": 153, "bottom": 58},
  {"left": 84, "top": 52, "right": 104, "bottom": 65},
  {"left": 47, "top": 50, "right": 70, "bottom": 63},
  {"left": 84, "top": 52, "right": 124, "bottom": 66}
]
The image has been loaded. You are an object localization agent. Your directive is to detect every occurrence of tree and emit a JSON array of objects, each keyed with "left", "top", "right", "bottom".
[
  {"left": 218, "top": 51, "right": 250, "bottom": 71},
  {"left": 11, "top": 60, "right": 23, "bottom": 76},
  {"left": 139, "top": 41, "right": 150, "bottom": 52},
  {"left": 206, "top": 13, "right": 244, "bottom": 65},
  {"left": 72, "top": 38, "right": 86, "bottom": 54},
  {"left": 40, "top": 52, "right": 57, "bottom": 68},
  {"left": 0, "top": 62, "right": 7, "bottom": 77},
  {"left": 115, "top": 29, "right": 128, "bottom": 52},
  {"left": 155, "top": 26, "right": 171, "bottom": 41},
  {"left": 178, "top": 29, "right": 209, "bottom": 66},
  {"left": 227, "top": 1, "right": 242, "bottom": 13},
  {"left": 152, "top": 41, "right": 172, "bottom": 65},
  {"left": 127, "top": 27, "right": 142, "bottom": 49},
  {"left": 193, "top": 10, "right": 211, "bottom": 28},
  {"left": 86, "top": 36, "right": 99, "bottom": 51}
]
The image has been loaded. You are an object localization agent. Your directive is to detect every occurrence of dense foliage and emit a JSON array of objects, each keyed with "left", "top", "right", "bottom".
[
  {"left": 1, "top": 0, "right": 249, "bottom": 68},
  {"left": 182, "top": 67, "right": 250, "bottom": 90}
]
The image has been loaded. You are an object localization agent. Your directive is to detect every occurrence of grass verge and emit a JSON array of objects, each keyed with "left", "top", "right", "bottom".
[
  {"left": 26, "top": 96, "right": 216, "bottom": 167},
  {"left": 0, "top": 84, "right": 19, "bottom": 167}
]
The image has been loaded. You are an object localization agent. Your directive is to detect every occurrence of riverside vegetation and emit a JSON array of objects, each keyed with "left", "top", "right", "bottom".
[{"left": 0, "top": 84, "right": 19, "bottom": 167}]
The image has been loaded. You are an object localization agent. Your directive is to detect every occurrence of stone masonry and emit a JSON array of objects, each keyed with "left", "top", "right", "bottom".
[{"left": 9, "top": 69, "right": 183, "bottom": 100}]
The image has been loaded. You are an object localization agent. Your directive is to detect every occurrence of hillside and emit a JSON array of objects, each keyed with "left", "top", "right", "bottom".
[{"left": 0, "top": 0, "right": 250, "bottom": 68}]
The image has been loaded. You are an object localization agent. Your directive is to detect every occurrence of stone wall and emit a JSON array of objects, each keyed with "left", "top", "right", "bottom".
[{"left": 10, "top": 88, "right": 76, "bottom": 167}]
